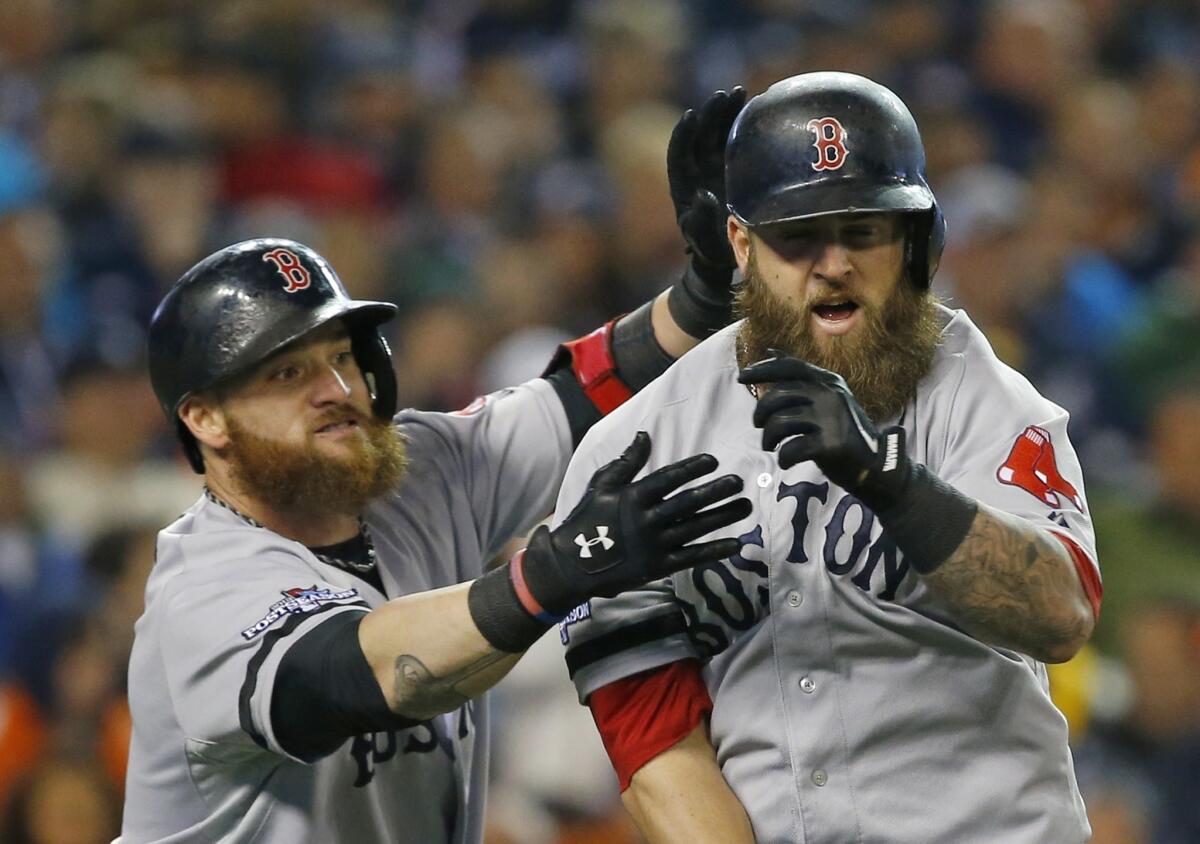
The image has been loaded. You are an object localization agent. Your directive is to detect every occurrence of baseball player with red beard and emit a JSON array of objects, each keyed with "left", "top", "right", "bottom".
[{"left": 118, "top": 96, "right": 754, "bottom": 844}]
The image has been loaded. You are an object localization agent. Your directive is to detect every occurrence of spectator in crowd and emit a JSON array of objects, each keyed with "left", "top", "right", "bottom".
[
  {"left": 0, "top": 754, "right": 120, "bottom": 844},
  {"left": 1073, "top": 594, "right": 1200, "bottom": 844}
]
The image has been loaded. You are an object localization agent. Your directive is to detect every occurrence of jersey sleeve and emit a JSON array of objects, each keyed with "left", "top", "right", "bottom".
[
  {"left": 396, "top": 378, "right": 573, "bottom": 564},
  {"left": 553, "top": 418, "right": 701, "bottom": 705},
  {"left": 925, "top": 336, "right": 1102, "bottom": 615},
  {"left": 158, "top": 534, "right": 369, "bottom": 763}
]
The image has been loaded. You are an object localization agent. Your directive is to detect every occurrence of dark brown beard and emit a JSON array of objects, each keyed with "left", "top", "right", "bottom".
[
  {"left": 735, "top": 248, "right": 943, "bottom": 423},
  {"left": 223, "top": 413, "right": 408, "bottom": 517}
]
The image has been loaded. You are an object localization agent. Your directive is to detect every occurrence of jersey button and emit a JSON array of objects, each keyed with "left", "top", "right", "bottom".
[
  {"left": 800, "top": 676, "right": 816, "bottom": 694},
  {"left": 812, "top": 769, "right": 828, "bottom": 787},
  {"left": 756, "top": 472, "right": 772, "bottom": 488},
  {"left": 787, "top": 591, "right": 803, "bottom": 607}
]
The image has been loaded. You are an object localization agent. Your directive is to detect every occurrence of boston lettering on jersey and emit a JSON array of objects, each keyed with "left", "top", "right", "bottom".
[
  {"left": 350, "top": 701, "right": 475, "bottom": 787},
  {"left": 567, "top": 483, "right": 912, "bottom": 671}
]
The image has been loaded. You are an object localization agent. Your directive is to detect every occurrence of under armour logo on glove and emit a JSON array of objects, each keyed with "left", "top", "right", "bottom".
[{"left": 574, "top": 527, "right": 615, "bottom": 558}]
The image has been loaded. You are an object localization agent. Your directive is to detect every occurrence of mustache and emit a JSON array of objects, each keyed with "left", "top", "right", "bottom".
[{"left": 312, "top": 407, "right": 369, "bottom": 428}]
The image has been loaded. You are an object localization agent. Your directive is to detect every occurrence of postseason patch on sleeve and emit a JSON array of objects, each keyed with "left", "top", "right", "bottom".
[
  {"left": 559, "top": 601, "right": 592, "bottom": 644},
  {"left": 241, "top": 585, "right": 362, "bottom": 641}
]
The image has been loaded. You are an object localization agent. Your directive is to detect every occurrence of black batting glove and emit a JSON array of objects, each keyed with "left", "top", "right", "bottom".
[
  {"left": 738, "top": 352, "right": 912, "bottom": 511},
  {"left": 667, "top": 86, "right": 747, "bottom": 337},
  {"left": 524, "top": 431, "right": 751, "bottom": 615}
]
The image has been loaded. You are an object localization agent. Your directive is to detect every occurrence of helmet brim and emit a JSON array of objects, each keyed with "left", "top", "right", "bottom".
[{"left": 732, "top": 180, "right": 935, "bottom": 228}]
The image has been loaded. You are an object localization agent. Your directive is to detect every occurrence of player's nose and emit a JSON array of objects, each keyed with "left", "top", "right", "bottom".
[
  {"left": 311, "top": 363, "right": 352, "bottom": 405},
  {"left": 811, "top": 240, "right": 853, "bottom": 284}
]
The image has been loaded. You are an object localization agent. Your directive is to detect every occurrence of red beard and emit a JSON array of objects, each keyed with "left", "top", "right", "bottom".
[{"left": 222, "top": 412, "right": 408, "bottom": 517}]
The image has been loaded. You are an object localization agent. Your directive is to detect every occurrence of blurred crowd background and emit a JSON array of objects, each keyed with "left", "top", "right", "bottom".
[{"left": 0, "top": 0, "right": 1198, "bottom": 842}]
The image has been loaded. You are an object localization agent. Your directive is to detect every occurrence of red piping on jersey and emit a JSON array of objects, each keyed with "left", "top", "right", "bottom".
[
  {"left": 1048, "top": 531, "right": 1103, "bottom": 621},
  {"left": 560, "top": 319, "right": 633, "bottom": 414},
  {"left": 587, "top": 659, "right": 711, "bottom": 791}
]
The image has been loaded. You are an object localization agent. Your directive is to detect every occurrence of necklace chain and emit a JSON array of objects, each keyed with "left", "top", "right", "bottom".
[{"left": 203, "top": 487, "right": 378, "bottom": 574}]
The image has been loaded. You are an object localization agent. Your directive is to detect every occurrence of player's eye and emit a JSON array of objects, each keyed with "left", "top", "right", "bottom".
[
  {"left": 271, "top": 365, "right": 301, "bottom": 382},
  {"left": 333, "top": 349, "right": 355, "bottom": 367}
]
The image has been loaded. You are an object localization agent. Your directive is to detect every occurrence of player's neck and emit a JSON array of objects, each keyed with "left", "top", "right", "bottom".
[{"left": 203, "top": 472, "right": 361, "bottom": 547}]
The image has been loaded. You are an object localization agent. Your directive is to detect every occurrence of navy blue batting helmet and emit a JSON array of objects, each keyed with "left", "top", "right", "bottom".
[{"left": 725, "top": 72, "right": 945, "bottom": 288}]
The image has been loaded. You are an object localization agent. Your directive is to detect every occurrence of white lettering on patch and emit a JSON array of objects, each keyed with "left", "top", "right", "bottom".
[{"left": 241, "top": 586, "right": 361, "bottom": 640}]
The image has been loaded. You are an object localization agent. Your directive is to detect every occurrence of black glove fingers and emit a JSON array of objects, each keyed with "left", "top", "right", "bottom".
[
  {"left": 592, "top": 431, "right": 652, "bottom": 489},
  {"left": 778, "top": 432, "right": 825, "bottom": 470},
  {"left": 656, "top": 496, "right": 753, "bottom": 548},
  {"left": 738, "top": 356, "right": 821, "bottom": 389},
  {"left": 646, "top": 473, "right": 744, "bottom": 524},
  {"left": 659, "top": 537, "right": 745, "bottom": 574},
  {"left": 726, "top": 86, "right": 748, "bottom": 118},
  {"left": 634, "top": 452, "right": 719, "bottom": 501},
  {"left": 752, "top": 386, "right": 814, "bottom": 428},
  {"left": 685, "top": 190, "right": 735, "bottom": 265},
  {"left": 667, "top": 109, "right": 700, "bottom": 209},
  {"left": 694, "top": 90, "right": 733, "bottom": 175},
  {"left": 762, "top": 411, "right": 820, "bottom": 453}
]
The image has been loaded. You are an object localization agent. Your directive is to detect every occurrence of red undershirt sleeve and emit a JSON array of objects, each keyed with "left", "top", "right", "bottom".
[{"left": 586, "top": 658, "right": 712, "bottom": 791}]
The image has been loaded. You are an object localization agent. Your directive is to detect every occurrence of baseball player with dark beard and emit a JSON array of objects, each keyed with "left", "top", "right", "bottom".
[
  {"left": 117, "top": 121, "right": 755, "bottom": 844},
  {"left": 558, "top": 73, "right": 1103, "bottom": 843}
]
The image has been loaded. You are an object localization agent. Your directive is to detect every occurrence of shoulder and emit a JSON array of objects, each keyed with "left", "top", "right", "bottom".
[
  {"left": 150, "top": 498, "right": 315, "bottom": 608},
  {"left": 922, "top": 305, "right": 1064, "bottom": 419},
  {"left": 394, "top": 378, "right": 566, "bottom": 450}
]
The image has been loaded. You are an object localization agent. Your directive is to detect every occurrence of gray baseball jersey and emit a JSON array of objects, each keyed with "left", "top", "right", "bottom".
[
  {"left": 119, "top": 378, "right": 571, "bottom": 844},
  {"left": 558, "top": 308, "right": 1098, "bottom": 844}
]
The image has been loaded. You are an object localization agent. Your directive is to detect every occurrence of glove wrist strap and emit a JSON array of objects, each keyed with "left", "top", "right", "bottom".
[
  {"left": 667, "top": 264, "right": 734, "bottom": 339},
  {"left": 467, "top": 557, "right": 553, "bottom": 653},
  {"left": 869, "top": 461, "right": 978, "bottom": 575}
]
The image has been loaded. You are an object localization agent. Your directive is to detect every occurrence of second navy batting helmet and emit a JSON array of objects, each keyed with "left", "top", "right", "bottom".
[
  {"left": 148, "top": 238, "right": 398, "bottom": 473},
  {"left": 725, "top": 71, "right": 945, "bottom": 288}
]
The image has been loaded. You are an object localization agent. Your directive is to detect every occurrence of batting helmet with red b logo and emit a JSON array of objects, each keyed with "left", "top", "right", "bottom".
[
  {"left": 147, "top": 238, "right": 398, "bottom": 472},
  {"left": 725, "top": 72, "right": 945, "bottom": 288}
]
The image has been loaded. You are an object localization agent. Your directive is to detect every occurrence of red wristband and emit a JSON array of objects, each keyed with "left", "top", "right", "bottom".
[{"left": 508, "top": 549, "right": 562, "bottom": 624}]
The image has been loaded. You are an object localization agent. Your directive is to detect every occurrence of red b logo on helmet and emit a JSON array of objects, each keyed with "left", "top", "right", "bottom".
[
  {"left": 807, "top": 117, "right": 849, "bottom": 172},
  {"left": 262, "top": 248, "right": 312, "bottom": 293}
]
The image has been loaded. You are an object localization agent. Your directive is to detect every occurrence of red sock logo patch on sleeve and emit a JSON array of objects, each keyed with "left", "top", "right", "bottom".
[{"left": 996, "top": 426, "right": 1084, "bottom": 512}]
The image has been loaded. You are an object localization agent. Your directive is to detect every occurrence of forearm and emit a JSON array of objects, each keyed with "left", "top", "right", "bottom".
[
  {"left": 919, "top": 503, "right": 1094, "bottom": 663},
  {"left": 358, "top": 583, "right": 523, "bottom": 721},
  {"left": 622, "top": 725, "right": 755, "bottom": 844}
]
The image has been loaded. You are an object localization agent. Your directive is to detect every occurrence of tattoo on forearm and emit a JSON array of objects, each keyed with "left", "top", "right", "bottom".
[
  {"left": 390, "top": 650, "right": 512, "bottom": 720},
  {"left": 923, "top": 507, "right": 1089, "bottom": 660}
]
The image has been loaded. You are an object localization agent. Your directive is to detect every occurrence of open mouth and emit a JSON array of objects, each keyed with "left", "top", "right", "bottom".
[
  {"left": 811, "top": 298, "right": 862, "bottom": 336},
  {"left": 812, "top": 300, "right": 859, "bottom": 322},
  {"left": 315, "top": 418, "right": 361, "bottom": 435}
]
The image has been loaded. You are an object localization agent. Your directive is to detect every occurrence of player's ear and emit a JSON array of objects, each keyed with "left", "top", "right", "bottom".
[
  {"left": 179, "top": 394, "right": 230, "bottom": 451},
  {"left": 728, "top": 217, "right": 751, "bottom": 273}
]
